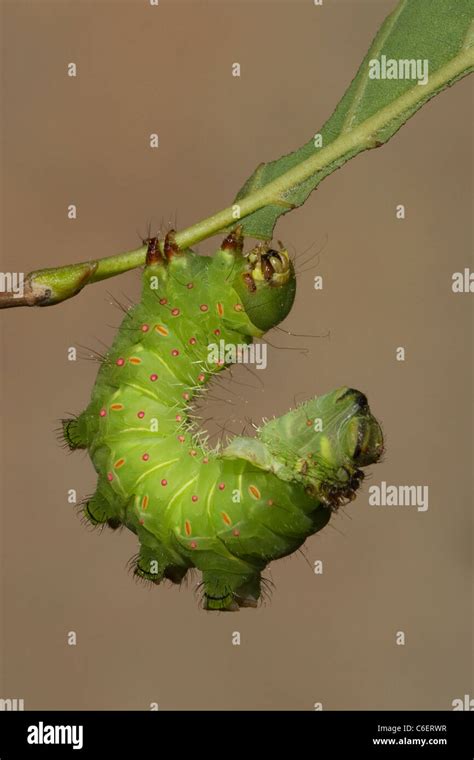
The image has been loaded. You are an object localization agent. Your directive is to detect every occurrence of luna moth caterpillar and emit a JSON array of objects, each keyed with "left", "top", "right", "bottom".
[{"left": 63, "top": 228, "right": 384, "bottom": 610}]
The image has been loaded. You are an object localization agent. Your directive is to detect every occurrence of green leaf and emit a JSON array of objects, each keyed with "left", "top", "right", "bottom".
[
  {"left": 3, "top": 0, "right": 473, "bottom": 311},
  {"left": 235, "top": 0, "right": 474, "bottom": 239}
]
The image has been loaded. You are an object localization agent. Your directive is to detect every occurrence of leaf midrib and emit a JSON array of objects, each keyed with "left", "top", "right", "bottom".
[{"left": 341, "top": 0, "right": 409, "bottom": 133}]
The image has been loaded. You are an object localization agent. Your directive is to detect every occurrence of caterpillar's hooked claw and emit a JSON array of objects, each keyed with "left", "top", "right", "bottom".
[
  {"left": 144, "top": 236, "right": 161, "bottom": 266},
  {"left": 145, "top": 230, "right": 181, "bottom": 265},
  {"left": 163, "top": 229, "right": 180, "bottom": 260},
  {"left": 221, "top": 225, "right": 243, "bottom": 254}
]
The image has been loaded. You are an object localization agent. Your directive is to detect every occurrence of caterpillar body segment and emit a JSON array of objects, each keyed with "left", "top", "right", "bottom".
[{"left": 64, "top": 231, "right": 383, "bottom": 610}]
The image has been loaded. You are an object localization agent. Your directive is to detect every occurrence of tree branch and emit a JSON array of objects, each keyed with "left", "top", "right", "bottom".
[{"left": 1, "top": 42, "right": 472, "bottom": 309}]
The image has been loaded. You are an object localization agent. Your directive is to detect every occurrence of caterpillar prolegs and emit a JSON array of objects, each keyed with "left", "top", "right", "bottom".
[{"left": 63, "top": 229, "right": 384, "bottom": 611}]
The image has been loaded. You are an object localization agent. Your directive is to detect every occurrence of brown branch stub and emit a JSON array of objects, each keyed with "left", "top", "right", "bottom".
[
  {"left": 0, "top": 261, "right": 98, "bottom": 309},
  {"left": 0, "top": 277, "right": 52, "bottom": 308}
]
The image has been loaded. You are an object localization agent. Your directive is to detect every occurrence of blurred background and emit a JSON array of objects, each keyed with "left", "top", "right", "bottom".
[{"left": 0, "top": 0, "right": 472, "bottom": 709}]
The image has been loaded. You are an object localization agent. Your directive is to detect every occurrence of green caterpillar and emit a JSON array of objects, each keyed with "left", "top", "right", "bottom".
[{"left": 63, "top": 228, "right": 384, "bottom": 610}]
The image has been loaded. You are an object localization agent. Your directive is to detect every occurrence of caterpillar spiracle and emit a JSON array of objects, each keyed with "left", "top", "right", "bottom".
[{"left": 63, "top": 228, "right": 384, "bottom": 611}]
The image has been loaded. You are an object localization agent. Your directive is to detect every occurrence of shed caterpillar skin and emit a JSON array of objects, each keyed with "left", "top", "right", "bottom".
[{"left": 63, "top": 229, "right": 383, "bottom": 611}]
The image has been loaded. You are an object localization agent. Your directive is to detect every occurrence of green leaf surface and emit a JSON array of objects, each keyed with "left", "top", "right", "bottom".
[{"left": 235, "top": 0, "right": 474, "bottom": 239}]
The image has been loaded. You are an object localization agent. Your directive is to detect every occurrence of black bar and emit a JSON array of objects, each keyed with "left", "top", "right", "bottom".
[{"left": 0, "top": 710, "right": 472, "bottom": 757}]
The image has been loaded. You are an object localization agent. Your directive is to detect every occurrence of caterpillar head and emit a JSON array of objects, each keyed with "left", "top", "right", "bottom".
[
  {"left": 260, "top": 387, "right": 384, "bottom": 509},
  {"left": 226, "top": 234, "right": 296, "bottom": 333},
  {"left": 142, "top": 228, "right": 296, "bottom": 337}
]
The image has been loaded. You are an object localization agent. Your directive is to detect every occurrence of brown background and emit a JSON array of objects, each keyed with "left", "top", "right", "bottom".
[{"left": 1, "top": 0, "right": 472, "bottom": 710}]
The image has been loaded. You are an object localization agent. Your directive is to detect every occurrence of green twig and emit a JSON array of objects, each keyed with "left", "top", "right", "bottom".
[{"left": 1, "top": 45, "right": 472, "bottom": 309}]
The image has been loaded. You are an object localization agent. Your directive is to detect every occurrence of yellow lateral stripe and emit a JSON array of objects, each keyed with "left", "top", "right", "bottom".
[
  {"left": 133, "top": 458, "right": 180, "bottom": 488},
  {"left": 164, "top": 475, "right": 199, "bottom": 519},
  {"left": 122, "top": 381, "right": 163, "bottom": 401},
  {"left": 147, "top": 349, "right": 176, "bottom": 376},
  {"left": 206, "top": 481, "right": 217, "bottom": 523}
]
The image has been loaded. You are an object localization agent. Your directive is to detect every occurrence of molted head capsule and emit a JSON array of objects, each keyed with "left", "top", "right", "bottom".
[
  {"left": 233, "top": 242, "right": 296, "bottom": 332},
  {"left": 259, "top": 386, "right": 384, "bottom": 509},
  {"left": 336, "top": 388, "right": 384, "bottom": 466}
]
